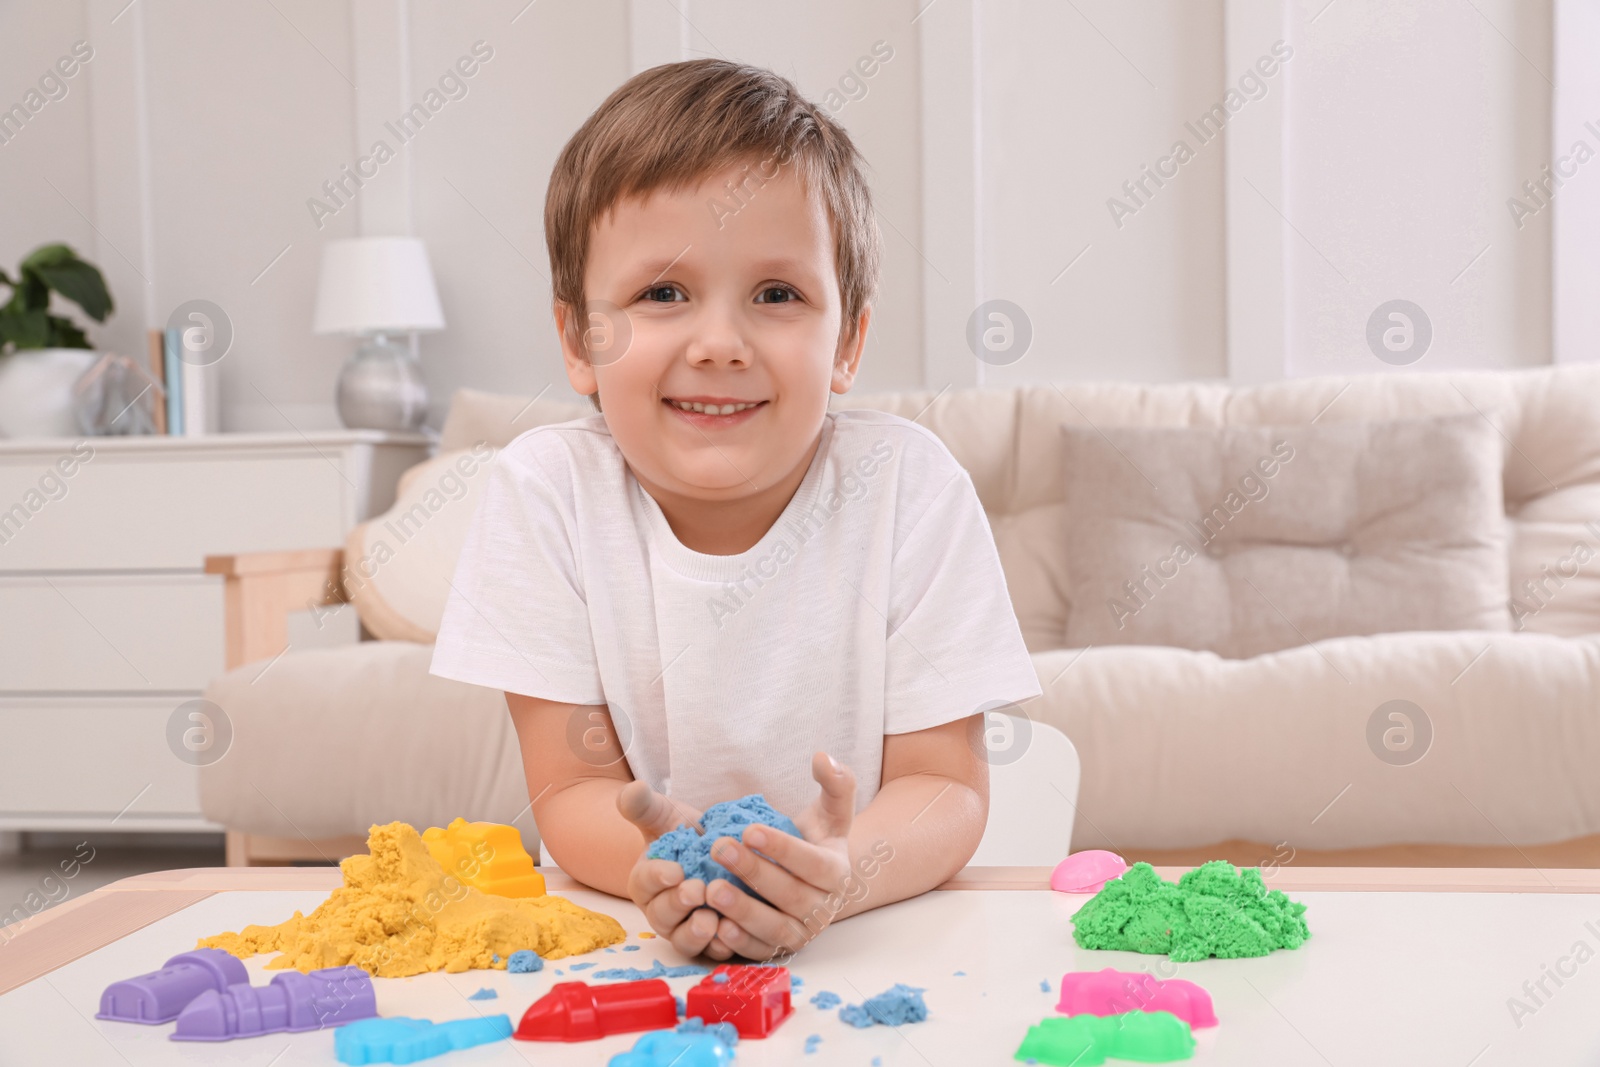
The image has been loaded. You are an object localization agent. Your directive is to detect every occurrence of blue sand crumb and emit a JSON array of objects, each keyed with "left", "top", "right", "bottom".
[
  {"left": 506, "top": 950, "right": 543, "bottom": 974},
  {"left": 491, "top": 953, "right": 500, "bottom": 964},
  {"left": 839, "top": 984, "right": 928, "bottom": 1028},
  {"left": 334, "top": 1014, "right": 511, "bottom": 1064},
  {"left": 606, "top": 947, "right": 617, "bottom": 953},
  {"left": 790, "top": 975, "right": 804, "bottom": 987},
  {"left": 953, "top": 970, "right": 966, "bottom": 977},
  {"left": 592, "top": 960, "right": 712, "bottom": 982},
  {"left": 675, "top": 995, "right": 687, "bottom": 1017},
  {"left": 872, "top": 1059, "right": 883, "bottom": 1067},
  {"left": 676, "top": 1017, "right": 740, "bottom": 1045},
  {"left": 809, "top": 991, "right": 841, "bottom": 1010},
  {"left": 646, "top": 794, "right": 801, "bottom": 899},
  {"left": 624, "top": 944, "right": 642, "bottom": 951},
  {"left": 467, "top": 988, "right": 498, "bottom": 1001},
  {"left": 804, "top": 1034, "right": 822, "bottom": 1054},
  {"left": 569, "top": 962, "right": 596, "bottom": 971},
  {"left": 555, "top": 969, "right": 564, "bottom": 975},
  {"left": 712, "top": 973, "right": 729, "bottom": 984},
  {"left": 1040, "top": 979, "right": 1051, "bottom": 992}
]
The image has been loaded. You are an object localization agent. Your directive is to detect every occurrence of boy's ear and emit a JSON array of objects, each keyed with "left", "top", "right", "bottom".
[
  {"left": 831, "top": 306, "right": 871, "bottom": 395},
  {"left": 554, "top": 301, "right": 600, "bottom": 400}
]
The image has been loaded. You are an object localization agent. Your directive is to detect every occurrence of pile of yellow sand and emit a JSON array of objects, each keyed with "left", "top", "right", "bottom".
[{"left": 197, "top": 822, "right": 624, "bottom": 977}]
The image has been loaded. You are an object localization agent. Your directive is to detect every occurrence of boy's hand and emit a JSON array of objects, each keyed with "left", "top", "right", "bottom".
[
  {"left": 616, "top": 781, "right": 729, "bottom": 958},
  {"left": 701, "top": 752, "right": 857, "bottom": 961}
]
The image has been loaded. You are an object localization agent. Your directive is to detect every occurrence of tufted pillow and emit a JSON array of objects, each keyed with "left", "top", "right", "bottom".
[{"left": 1060, "top": 414, "right": 1511, "bottom": 657}]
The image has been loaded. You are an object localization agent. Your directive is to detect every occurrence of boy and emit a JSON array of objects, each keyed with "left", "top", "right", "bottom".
[{"left": 429, "top": 59, "right": 1040, "bottom": 962}]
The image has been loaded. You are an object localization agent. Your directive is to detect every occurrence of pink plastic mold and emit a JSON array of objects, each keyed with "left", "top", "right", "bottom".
[
  {"left": 1055, "top": 968, "right": 1217, "bottom": 1028},
  {"left": 1049, "top": 850, "right": 1128, "bottom": 894}
]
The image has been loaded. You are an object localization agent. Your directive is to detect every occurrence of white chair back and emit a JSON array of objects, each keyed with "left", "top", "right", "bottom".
[{"left": 970, "top": 712, "right": 1081, "bottom": 866}]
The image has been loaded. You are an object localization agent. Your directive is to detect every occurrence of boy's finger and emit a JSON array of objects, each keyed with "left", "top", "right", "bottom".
[
  {"left": 627, "top": 858, "right": 684, "bottom": 906},
  {"left": 713, "top": 838, "right": 818, "bottom": 917},
  {"left": 716, "top": 916, "right": 780, "bottom": 962},
  {"left": 667, "top": 906, "right": 718, "bottom": 958},
  {"left": 732, "top": 829, "right": 847, "bottom": 895},
  {"left": 617, "top": 780, "right": 703, "bottom": 839},
  {"left": 809, "top": 751, "right": 856, "bottom": 839},
  {"left": 704, "top": 878, "right": 812, "bottom": 955}
]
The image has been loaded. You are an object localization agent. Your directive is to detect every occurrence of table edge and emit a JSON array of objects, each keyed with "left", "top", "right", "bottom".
[{"left": 67, "top": 864, "right": 1600, "bottom": 895}]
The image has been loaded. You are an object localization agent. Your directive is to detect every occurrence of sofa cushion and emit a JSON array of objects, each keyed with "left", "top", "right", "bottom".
[
  {"left": 1028, "top": 632, "right": 1600, "bottom": 850},
  {"left": 198, "top": 641, "right": 536, "bottom": 844},
  {"left": 1059, "top": 415, "right": 1511, "bottom": 657}
]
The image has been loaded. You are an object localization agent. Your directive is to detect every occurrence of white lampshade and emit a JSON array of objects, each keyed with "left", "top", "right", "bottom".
[{"left": 313, "top": 237, "right": 445, "bottom": 335}]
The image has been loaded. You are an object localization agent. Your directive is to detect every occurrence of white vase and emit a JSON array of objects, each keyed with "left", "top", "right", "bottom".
[{"left": 0, "top": 348, "right": 100, "bottom": 439}]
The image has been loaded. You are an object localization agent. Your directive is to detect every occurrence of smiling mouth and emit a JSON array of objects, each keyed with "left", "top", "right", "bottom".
[{"left": 662, "top": 397, "right": 768, "bottom": 416}]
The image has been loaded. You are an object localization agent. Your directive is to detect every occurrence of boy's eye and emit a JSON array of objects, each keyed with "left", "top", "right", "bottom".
[
  {"left": 755, "top": 285, "right": 799, "bottom": 304},
  {"left": 643, "top": 285, "right": 684, "bottom": 303}
]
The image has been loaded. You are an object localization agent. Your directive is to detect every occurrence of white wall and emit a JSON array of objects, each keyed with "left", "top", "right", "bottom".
[{"left": 0, "top": 0, "right": 1582, "bottom": 436}]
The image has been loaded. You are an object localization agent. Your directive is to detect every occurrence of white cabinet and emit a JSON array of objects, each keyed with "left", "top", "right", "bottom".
[{"left": 0, "top": 431, "right": 430, "bottom": 832}]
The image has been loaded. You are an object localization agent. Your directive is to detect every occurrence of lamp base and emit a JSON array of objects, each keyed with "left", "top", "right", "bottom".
[{"left": 336, "top": 334, "right": 429, "bottom": 431}]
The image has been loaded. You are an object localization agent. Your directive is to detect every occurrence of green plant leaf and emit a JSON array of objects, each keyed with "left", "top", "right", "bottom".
[
  {"left": 21, "top": 244, "right": 77, "bottom": 271},
  {"left": 31, "top": 258, "right": 113, "bottom": 322},
  {"left": 7, "top": 269, "right": 48, "bottom": 315},
  {"left": 45, "top": 315, "right": 91, "bottom": 349},
  {"left": 0, "top": 307, "right": 51, "bottom": 350}
]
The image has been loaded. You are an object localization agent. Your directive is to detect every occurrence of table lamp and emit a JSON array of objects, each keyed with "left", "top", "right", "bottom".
[{"left": 312, "top": 237, "right": 445, "bottom": 431}]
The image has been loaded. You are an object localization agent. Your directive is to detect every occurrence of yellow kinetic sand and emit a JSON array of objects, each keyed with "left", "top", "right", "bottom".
[
  {"left": 196, "top": 822, "right": 622, "bottom": 977},
  {"left": 422, "top": 817, "right": 545, "bottom": 898}
]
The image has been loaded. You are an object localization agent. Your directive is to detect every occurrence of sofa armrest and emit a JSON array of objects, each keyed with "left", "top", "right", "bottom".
[{"left": 204, "top": 549, "right": 347, "bottom": 670}]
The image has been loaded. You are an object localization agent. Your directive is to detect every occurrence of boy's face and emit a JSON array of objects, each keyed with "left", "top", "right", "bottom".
[{"left": 559, "top": 162, "right": 868, "bottom": 502}]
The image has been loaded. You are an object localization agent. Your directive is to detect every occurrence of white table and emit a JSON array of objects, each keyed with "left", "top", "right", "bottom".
[{"left": 1, "top": 866, "right": 1596, "bottom": 1064}]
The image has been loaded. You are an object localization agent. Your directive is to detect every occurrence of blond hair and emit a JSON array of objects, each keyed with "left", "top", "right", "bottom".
[{"left": 545, "top": 59, "right": 881, "bottom": 365}]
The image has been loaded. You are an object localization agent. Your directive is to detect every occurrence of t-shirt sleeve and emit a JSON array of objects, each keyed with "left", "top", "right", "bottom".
[
  {"left": 883, "top": 468, "right": 1043, "bottom": 735},
  {"left": 427, "top": 441, "right": 604, "bottom": 704}
]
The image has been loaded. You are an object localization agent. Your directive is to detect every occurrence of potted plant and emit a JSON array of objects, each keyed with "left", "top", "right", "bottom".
[{"left": 0, "top": 243, "right": 114, "bottom": 438}]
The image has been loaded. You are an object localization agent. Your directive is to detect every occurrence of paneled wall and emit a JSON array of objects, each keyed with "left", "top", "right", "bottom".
[{"left": 0, "top": 0, "right": 1588, "bottom": 434}]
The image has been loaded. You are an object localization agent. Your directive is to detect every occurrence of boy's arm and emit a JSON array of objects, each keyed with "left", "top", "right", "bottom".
[
  {"left": 832, "top": 713, "right": 988, "bottom": 920},
  {"left": 505, "top": 692, "right": 669, "bottom": 897}
]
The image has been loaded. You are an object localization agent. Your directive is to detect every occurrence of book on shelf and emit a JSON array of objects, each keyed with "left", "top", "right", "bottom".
[
  {"left": 162, "top": 328, "right": 184, "bottom": 435},
  {"left": 145, "top": 328, "right": 168, "bottom": 434}
]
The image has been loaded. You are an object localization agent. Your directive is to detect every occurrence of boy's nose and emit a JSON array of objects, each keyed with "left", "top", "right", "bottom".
[{"left": 684, "top": 304, "right": 752, "bottom": 368}]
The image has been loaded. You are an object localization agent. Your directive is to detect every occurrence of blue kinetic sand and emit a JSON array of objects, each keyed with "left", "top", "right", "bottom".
[
  {"left": 570, "top": 962, "right": 596, "bottom": 971},
  {"left": 839, "top": 984, "right": 928, "bottom": 1028},
  {"left": 608, "top": 1028, "right": 736, "bottom": 1067},
  {"left": 804, "top": 1033, "right": 822, "bottom": 1053},
  {"left": 506, "top": 950, "right": 543, "bottom": 973},
  {"left": 592, "top": 960, "right": 711, "bottom": 981},
  {"left": 676, "top": 1017, "right": 740, "bottom": 1045},
  {"left": 335, "top": 1015, "right": 512, "bottom": 1064},
  {"left": 809, "top": 991, "right": 841, "bottom": 1009},
  {"left": 647, "top": 794, "right": 801, "bottom": 897},
  {"left": 467, "top": 988, "right": 497, "bottom": 1001},
  {"left": 624, "top": 944, "right": 642, "bottom": 951}
]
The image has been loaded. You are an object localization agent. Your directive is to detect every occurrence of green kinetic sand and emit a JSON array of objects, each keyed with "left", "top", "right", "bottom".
[
  {"left": 1014, "top": 1011, "right": 1195, "bottom": 1065},
  {"left": 1071, "top": 861, "right": 1310, "bottom": 962}
]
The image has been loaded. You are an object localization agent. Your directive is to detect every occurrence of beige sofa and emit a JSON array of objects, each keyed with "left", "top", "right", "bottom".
[{"left": 202, "top": 365, "right": 1600, "bottom": 867}]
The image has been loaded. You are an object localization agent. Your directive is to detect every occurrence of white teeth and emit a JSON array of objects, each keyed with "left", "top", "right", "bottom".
[{"left": 668, "top": 399, "right": 759, "bottom": 414}]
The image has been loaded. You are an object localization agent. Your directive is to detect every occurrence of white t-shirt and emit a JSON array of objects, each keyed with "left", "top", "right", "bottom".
[{"left": 428, "top": 409, "right": 1041, "bottom": 817}]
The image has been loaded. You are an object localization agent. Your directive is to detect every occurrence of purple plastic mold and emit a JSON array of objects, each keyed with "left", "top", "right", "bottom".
[
  {"left": 97, "top": 948, "right": 248, "bottom": 1024},
  {"left": 172, "top": 965, "right": 377, "bottom": 1042}
]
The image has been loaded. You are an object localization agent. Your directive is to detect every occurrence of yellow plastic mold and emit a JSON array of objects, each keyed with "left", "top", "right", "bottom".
[{"left": 422, "top": 818, "right": 546, "bottom": 898}]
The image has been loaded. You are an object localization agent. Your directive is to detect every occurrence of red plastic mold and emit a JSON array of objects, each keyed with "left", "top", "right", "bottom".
[
  {"left": 685, "top": 965, "right": 793, "bottom": 1039},
  {"left": 513, "top": 979, "right": 678, "bottom": 1042}
]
